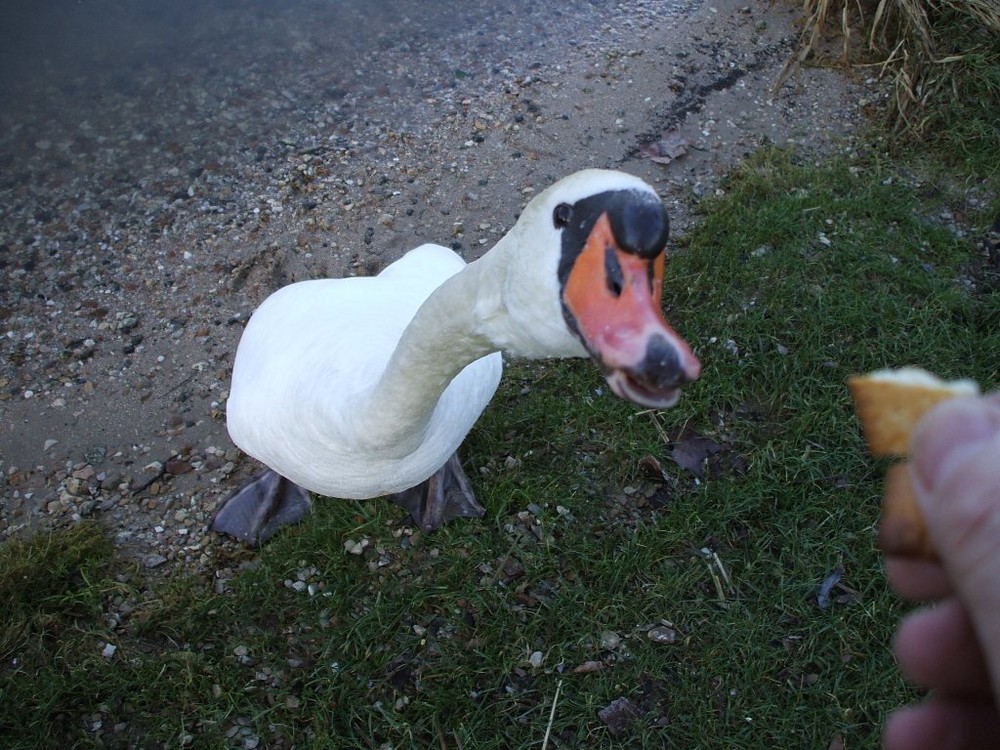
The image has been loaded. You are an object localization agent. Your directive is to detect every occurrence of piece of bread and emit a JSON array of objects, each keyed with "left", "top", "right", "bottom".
[
  {"left": 848, "top": 367, "right": 979, "bottom": 457},
  {"left": 878, "top": 464, "right": 935, "bottom": 558},
  {"left": 848, "top": 367, "right": 980, "bottom": 559}
]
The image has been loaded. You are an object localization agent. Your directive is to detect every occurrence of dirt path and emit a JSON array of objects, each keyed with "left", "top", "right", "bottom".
[{"left": 0, "top": 0, "right": 868, "bottom": 572}]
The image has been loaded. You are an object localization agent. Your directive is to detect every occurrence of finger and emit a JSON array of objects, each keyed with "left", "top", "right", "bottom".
[
  {"left": 885, "top": 556, "right": 951, "bottom": 601},
  {"left": 909, "top": 397, "right": 1000, "bottom": 696},
  {"left": 894, "top": 598, "right": 993, "bottom": 695},
  {"left": 910, "top": 398, "right": 1000, "bottom": 494},
  {"left": 883, "top": 699, "right": 1000, "bottom": 750}
]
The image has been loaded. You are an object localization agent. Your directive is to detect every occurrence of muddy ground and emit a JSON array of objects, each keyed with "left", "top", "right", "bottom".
[{"left": 0, "top": 0, "right": 870, "bottom": 572}]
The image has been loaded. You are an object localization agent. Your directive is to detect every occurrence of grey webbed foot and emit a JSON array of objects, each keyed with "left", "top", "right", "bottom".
[
  {"left": 212, "top": 469, "right": 313, "bottom": 545},
  {"left": 389, "top": 452, "right": 484, "bottom": 532}
]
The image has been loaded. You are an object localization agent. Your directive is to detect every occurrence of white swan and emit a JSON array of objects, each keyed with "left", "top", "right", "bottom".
[{"left": 214, "top": 169, "right": 701, "bottom": 544}]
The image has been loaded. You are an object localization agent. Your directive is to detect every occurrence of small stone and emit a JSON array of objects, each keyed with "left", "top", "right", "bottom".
[
  {"left": 647, "top": 626, "right": 677, "bottom": 644},
  {"left": 344, "top": 538, "right": 369, "bottom": 555},
  {"left": 600, "top": 631, "right": 621, "bottom": 650},
  {"left": 64, "top": 477, "right": 88, "bottom": 497},
  {"left": 72, "top": 465, "right": 96, "bottom": 481},
  {"left": 143, "top": 554, "right": 168, "bottom": 569},
  {"left": 101, "top": 642, "right": 117, "bottom": 659}
]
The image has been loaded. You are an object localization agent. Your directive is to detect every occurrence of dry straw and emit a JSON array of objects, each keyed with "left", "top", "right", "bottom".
[{"left": 778, "top": 0, "right": 1000, "bottom": 136}]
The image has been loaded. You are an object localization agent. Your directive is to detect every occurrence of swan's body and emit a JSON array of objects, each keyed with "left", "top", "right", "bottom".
[
  {"left": 216, "top": 169, "right": 701, "bottom": 543},
  {"left": 226, "top": 244, "right": 503, "bottom": 498}
]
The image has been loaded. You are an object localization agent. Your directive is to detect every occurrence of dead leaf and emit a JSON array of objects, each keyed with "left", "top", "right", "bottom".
[
  {"left": 165, "top": 459, "right": 193, "bottom": 476},
  {"left": 572, "top": 660, "right": 605, "bottom": 674},
  {"left": 827, "top": 732, "right": 846, "bottom": 750},
  {"left": 669, "top": 433, "right": 723, "bottom": 480},
  {"left": 639, "top": 129, "right": 693, "bottom": 165},
  {"left": 498, "top": 555, "right": 524, "bottom": 582},
  {"left": 598, "top": 697, "right": 641, "bottom": 737},
  {"left": 638, "top": 454, "right": 666, "bottom": 479},
  {"left": 834, "top": 583, "right": 862, "bottom": 607}
]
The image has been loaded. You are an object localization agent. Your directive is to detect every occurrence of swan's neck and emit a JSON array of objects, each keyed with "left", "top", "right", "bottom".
[{"left": 351, "top": 239, "right": 515, "bottom": 454}]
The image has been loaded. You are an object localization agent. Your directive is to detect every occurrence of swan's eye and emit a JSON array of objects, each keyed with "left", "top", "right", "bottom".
[{"left": 552, "top": 203, "right": 572, "bottom": 228}]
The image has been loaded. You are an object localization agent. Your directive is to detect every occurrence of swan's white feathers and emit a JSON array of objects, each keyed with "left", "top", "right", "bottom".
[{"left": 227, "top": 244, "right": 502, "bottom": 498}]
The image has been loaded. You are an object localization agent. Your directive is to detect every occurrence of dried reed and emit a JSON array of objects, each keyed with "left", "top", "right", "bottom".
[{"left": 779, "top": 0, "right": 1000, "bottom": 137}]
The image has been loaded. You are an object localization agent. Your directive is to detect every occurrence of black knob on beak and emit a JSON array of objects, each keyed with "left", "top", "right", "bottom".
[
  {"left": 635, "top": 333, "right": 693, "bottom": 390},
  {"left": 614, "top": 196, "right": 669, "bottom": 259}
]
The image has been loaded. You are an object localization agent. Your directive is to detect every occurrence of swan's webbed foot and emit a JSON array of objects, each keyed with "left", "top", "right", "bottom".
[
  {"left": 212, "top": 469, "right": 313, "bottom": 545},
  {"left": 389, "top": 453, "right": 484, "bottom": 532}
]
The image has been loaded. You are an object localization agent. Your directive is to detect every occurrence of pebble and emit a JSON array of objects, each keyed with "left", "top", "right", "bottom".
[
  {"left": 344, "top": 538, "right": 370, "bottom": 555},
  {"left": 647, "top": 625, "right": 678, "bottom": 644},
  {"left": 143, "top": 554, "right": 169, "bottom": 569},
  {"left": 600, "top": 631, "right": 622, "bottom": 650}
]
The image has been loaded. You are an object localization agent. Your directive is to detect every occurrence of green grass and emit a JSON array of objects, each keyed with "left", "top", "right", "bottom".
[{"left": 4, "top": 134, "right": 1000, "bottom": 750}]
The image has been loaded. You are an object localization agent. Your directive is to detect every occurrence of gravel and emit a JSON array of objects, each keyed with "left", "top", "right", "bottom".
[{"left": 0, "top": 0, "right": 872, "bottom": 575}]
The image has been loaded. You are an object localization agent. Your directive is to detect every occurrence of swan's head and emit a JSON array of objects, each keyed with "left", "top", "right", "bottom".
[{"left": 510, "top": 169, "right": 701, "bottom": 409}]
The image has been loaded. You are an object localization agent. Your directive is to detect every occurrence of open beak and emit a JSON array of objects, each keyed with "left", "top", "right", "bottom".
[{"left": 562, "top": 212, "right": 700, "bottom": 408}]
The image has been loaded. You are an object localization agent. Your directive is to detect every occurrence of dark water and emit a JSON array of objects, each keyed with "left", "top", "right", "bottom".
[
  {"left": 0, "top": 0, "right": 696, "bottom": 186},
  {"left": 1, "top": 0, "right": 654, "bottom": 115},
  {"left": 0, "top": 0, "right": 697, "bottom": 248}
]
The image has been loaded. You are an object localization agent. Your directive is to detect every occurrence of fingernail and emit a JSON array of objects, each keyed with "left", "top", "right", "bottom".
[{"left": 911, "top": 398, "right": 1000, "bottom": 492}]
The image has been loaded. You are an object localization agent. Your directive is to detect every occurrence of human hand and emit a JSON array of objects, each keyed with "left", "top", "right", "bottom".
[{"left": 883, "top": 394, "right": 1000, "bottom": 749}]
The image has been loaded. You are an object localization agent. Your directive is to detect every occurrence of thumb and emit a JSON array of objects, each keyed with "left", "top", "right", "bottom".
[{"left": 910, "top": 395, "right": 1000, "bottom": 698}]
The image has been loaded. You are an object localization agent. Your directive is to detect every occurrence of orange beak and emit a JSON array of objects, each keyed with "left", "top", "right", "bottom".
[{"left": 562, "top": 213, "right": 700, "bottom": 408}]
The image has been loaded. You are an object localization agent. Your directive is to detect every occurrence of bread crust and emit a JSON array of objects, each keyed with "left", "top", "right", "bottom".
[
  {"left": 878, "top": 463, "right": 936, "bottom": 558},
  {"left": 848, "top": 373, "right": 976, "bottom": 457},
  {"left": 848, "top": 367, "right": 979, "bottom": 559}
]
